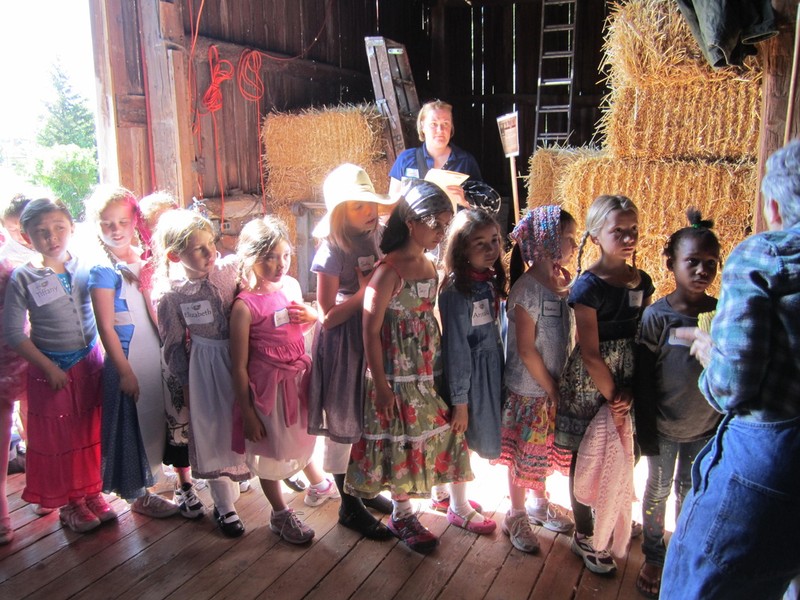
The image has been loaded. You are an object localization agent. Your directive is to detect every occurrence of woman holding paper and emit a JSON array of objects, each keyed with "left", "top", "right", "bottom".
[{"left": 388, "top": 100, "right": 483, "bottom": 205}]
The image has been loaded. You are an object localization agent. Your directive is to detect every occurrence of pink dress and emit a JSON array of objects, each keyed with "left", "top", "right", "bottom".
[{"left": 233, "top": 277, "right": 316, "bottom": 480}]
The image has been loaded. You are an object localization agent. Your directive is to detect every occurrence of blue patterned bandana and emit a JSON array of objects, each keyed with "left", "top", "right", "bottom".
[{"left": 511, "top": 205, "right": 562, "bottom": 265}]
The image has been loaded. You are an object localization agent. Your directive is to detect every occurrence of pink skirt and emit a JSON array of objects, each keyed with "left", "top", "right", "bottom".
[{"left": 22, "top": 344, "right": 103, "bottom": 508}]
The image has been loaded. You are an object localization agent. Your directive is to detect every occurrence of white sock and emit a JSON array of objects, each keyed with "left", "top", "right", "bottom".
[
  {"left": 208, "top": 478, "right": 237, "bottom": 515},
  {"left": 449, "top": 482, "right": 486, "bottom": 523},
  {"left": 309, "top": 478, "right": 330, "bottom": 492},
  {"left": 431, "top": 484, "right": 449, "bottom": 502},
  {"left": 392, "top": 499, "right": 413, "bottom": 520},
  {"left": 528, "top": 494, "right": 548, "bottom": 508}
]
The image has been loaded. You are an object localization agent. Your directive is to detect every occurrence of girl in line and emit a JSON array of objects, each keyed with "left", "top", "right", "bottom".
[
  {"left": 230, "top": 216, "right": 335, "bottom": 544},
  {"left": 633, "top": 209, "right": 721, "bottom": 599},
  {"left": 438, "top": 208, "right": 506, "bottom": 535},
  {"left": 3, "top": 198, "right": 109, "bottom": 533},
  {"left": 494, "top": 206, "right": 577, "bottom": 553},
  {"left": 86, "top": 186, "right": 187, "bottom": 519},
  {"left": 556, "top": 194, "right": 654, "bottom": 574},
  {"left": 346, "top": 180, "right": 474, "bottom": 554},
  {"left": 155, "top": 209, "right": 251, "bottom": 537},
  {"left": 308, "top": 164, "right": 395, "bottom": 540}
]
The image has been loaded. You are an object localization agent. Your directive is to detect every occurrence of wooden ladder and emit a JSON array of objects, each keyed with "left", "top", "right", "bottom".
[
  {"left": 534, "top": 0, "right": 577, "bottom": 147},
  {"left": 365, "top": 36, "right": 420, "bottom": 164}
]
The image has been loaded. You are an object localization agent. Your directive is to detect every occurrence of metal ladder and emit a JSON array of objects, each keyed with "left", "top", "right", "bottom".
[{"left": 534, "top": 0, "right": 577, "bottom": 147}]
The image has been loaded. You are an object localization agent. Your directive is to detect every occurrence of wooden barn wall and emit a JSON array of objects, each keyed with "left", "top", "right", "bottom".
[{"left": 183, "top": 0, "right": 379, "bottom": 201}]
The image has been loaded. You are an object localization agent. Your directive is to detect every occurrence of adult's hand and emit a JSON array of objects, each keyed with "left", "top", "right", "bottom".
[{"left": 674, "top": 326, "right": 713, "bottom": 368}]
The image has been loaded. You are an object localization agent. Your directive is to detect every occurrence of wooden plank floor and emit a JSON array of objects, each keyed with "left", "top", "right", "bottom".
[{"left": 0, "top": 457, "right": 651, "bottom": 600}]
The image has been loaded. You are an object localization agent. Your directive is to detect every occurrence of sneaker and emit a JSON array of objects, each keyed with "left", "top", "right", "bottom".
[
  {"left": 430, "top": 495, "right": 482, "bottom": 514},
  {"left": 151, "top": 466, "right": 179, "bottom": 494},
  {"left": 447, "top": 507, "right": 496, "bottom": 534},
  {"left": 502, "top": 510, "right": 540, "bottom": 553},
  {"left": 526, "top": 501, "right": 574, "bottom": 533},
  {"left": 239, "top": 479, "right": 252, "bottom": 493},
  {"left": 85, "top": 492, "right": 118, "bottom": 523},
  {"left": 175, "top": 483, "right": 205, "bottom": 519},
  {"left": 59, "top": 499, "right": 102, "bottom": 533},
  {"left": 571, "top": 534, "right": 617, "bottom": 574},
  {"left": 131, "top": 492, "right": 180, "bottom": 518},
  {"left": 270, "top": 508, "right": 314, "bottom": 544},
  {"left": 31, "top": 504, "right": 55, "bottom": 516},
  {"left": 304, "top": 478, "right": 340, "bottom": 507},
  {"left": 0, "top": 518, "right": 13, "bottom": 545},
  {"left": 388, "top": 513, "right": 439, "bottom": 554}
]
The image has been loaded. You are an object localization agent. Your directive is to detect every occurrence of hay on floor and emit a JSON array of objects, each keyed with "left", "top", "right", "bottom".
[
  {"left": 526, "top": 146, "right": 603, "bottom": 209},
  {"left": 262, "top": 104, "right": 389, "bottom": 205},
  {"left": 559, "top": 156, "right": 756, "bottom": 297},
  {"left": 600, "top": 79, "right": 761, "bottom": 161}
]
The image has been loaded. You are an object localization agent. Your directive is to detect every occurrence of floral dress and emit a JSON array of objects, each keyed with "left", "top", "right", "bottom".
[{"left": 345, "top": 271, "right": 473, "bottom": 498}]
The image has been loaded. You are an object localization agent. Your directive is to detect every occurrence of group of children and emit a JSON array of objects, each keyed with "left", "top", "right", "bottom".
[{"left": 0, "top": 163, "right": 724, "bottom": 597}]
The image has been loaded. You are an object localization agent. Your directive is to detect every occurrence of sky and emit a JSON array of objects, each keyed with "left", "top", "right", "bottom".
[{"left": 0, "top": 0, "right": 96, "bottom": 141}]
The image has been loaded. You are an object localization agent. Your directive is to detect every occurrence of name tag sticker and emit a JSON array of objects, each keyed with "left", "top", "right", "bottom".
[
  {"left": 542, "top": 300, "right": 562, "bottom": 317},
  {"left": 668, "top": 328, "right": 692, "bottom": 347},
  {"left": 472, "top": 298, "right": 493, "bottom": 326},
  {"left": 274, "top": 307, "right": 291, "bottom": 328},
  {"left": 416, "top": 282, "right": 431, "bottom": 298},
  {"left": 180, "top": 300, "right": 214, "bottom": 325},
  {"left": 357, "top": 255, "right": 375, "bottom": 274},
  {"left": 28, "top": 274, "right": 68, "bottom": 307},
  {"left": 404, "top": 168, "right": 420, "bottom": 179},
  {"left": 628, "top": 290, "right": 643, "bottom": 308}
]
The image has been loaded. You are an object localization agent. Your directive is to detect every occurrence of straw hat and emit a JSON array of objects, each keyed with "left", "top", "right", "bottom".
[{"left": 312, "top": 164, "right": 393, "bottom": 238}]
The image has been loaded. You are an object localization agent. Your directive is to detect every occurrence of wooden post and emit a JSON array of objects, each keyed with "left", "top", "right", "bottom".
[{"left": 509, "top": 156, "right": 520, "bottom": 224}]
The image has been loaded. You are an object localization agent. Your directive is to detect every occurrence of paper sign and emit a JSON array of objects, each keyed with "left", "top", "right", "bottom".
[
  {"left": 424, "top": 168, "right": 470, "bottom": 212},
  {"left": 497, "top": 112, "right": 519, "bottom": 157}
]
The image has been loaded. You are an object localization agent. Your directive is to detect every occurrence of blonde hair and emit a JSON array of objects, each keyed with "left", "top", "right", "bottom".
[
  {"left": 326, "top": 203, "right": 352, "bottom": 253},
  {"left": 153, "top": 209, "right": 215, "bottom": 281},
  {"left": 85, "top": 184, "right": 141, "bottom": 283},
  {"left": 575, "top": 194, "right": 639, "bottom": 276},
  {"left": 236, "top": 215, "right": 292, "bottom": 288},
  {"left": 417, "top": 100, "right": 454, "bottom": 142},
  {"left": 139, "top": 191, "right": 179, "bottom": 226}
]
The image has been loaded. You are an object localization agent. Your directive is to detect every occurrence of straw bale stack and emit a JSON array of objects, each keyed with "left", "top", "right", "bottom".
[
  {"left": 262, "top": 104, "right": 389, "bottom": 205},
  {"left": 601, "top": 79, "right": 761, "bottom": 161},
  {"left": 559, "top": 155, "right": 756, "bottom": 297},
  {"left": 526, "top": 146, "right": 602, "bottom": 209},
  {"left": 602, "top": 0, "right": 760, "bottom": 89}
]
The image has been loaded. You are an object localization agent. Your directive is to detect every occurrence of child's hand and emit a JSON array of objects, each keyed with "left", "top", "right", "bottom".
[
  {"left": 288, "top": 301, "right": 316, "bottom": 325},
  {"left": 446, "top": 185, "right": 470, "bottom": 209},
  {"left": 609, "top": 389, "right": 633, "bottom": 415},
  {"left": 374, "top": 383, "right": 397, "bottom": 420},
  {"left": 242, "top": 407, "right": 266, "bottom": 442},
  {"left": 450, "top": 404, "right": 469, "bottom": 433},
  {"left": 119, "top": 369, "right": 140, "bottom": 401},
  {"left": 356, "top": 265, "right": 375, "bottom": 291},
  {"left": 45, "top": 364, "right": 68, "bottom": 391}
]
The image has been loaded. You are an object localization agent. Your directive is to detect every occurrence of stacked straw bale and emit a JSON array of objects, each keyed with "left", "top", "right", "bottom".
[
  {"left": 262, "top": 104, "right": 389, "bottom": 206},
  {"left": 559, "top": 156, "right": 756, "bottom": 297},
  {"left": 526, "top": 146, "right": 602, "bottom": 209}
]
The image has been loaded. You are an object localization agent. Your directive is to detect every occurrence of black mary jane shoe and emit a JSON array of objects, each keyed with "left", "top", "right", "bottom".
[
  {"left": 214, "top": 507, "right": 245, "bottom": 538},
  {"left": 362, "top": 494, "right": 393, "bottom": 515},
  {"left": 338, "top": 507, "right": 393, "bottom": 541},
  {"left": 283, "top": 476, "right": 307, "bottom": 493}
]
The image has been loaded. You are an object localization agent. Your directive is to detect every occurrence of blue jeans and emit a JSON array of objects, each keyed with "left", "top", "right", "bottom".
[
  {"left": 661, "top": 413, "right": 800, "bottom": 599},
  {"left": 642, "top": 436, "right": 711, "bottom": 566}
]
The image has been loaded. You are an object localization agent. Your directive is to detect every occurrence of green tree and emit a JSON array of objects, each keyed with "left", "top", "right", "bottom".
[
  {"left": 31, "top": 145, "right": 98, "bottom": 218},
  {"left": 37, "top": 62, "right": 96, "bottom": 149}
]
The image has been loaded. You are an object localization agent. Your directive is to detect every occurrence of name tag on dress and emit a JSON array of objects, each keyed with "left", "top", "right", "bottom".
[
  {"left": 274, "top": 307, "right": 290, "bottom": 327},
  {"left": 542, "top": 300, "right": 562, "bottom": 317},
  {"left": 472, "top": 298, "right": 493, "bottom": 326},
  {"left": 628, "top": 290, "right": 643, "bottom": 308},
  {"left": 28, "top": 274, "right": 68, "bottom": 307},
  {"left": 416, "top": 282, "right": 431, "bottom": 298},
  {"left": 668, "top": 328, "right": 692, "bottom": 347},
  {"left": 357, "top": 255, "right": 375, "bottom": 274},
  {"left": 180, "top": 300, "right": 214, "bottom": 325}
]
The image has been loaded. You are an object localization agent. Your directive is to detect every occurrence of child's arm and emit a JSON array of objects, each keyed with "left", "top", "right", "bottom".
[
  {"left": 284, "top": 276, "right": 318, "bottom": 332},
  {"left": 514, "top": 304, "right": 559, "bottom": 400},
  {"left": 363, "top": 263, "right": 399, "bottom": 419},
  {"left": 91, "top": 287, "right": 140, "bottom": 399},
  {"left": 316, "top": 270, "right": 372, "bottom": 330},
  {"left": 157, "top": 294, "right": 191, "bottom": 404},
  {"left": 8, "top": 338, "right": 68, "bottom": 390},
  {"left": 574, "top": 304, "right": 630, "bottom": 410},
  {"left": 229, "top": 298, "right": 266, "bottom": 442},
  {"left": 438, "top": 288, "right": 472, "bottom": 433}
]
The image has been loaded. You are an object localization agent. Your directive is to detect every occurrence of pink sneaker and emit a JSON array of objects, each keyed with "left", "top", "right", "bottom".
[
  {"left": 85, "top": 492, "right": 118, "bottom": 523},
  {"left": 430, "top": 496, "right": 482, "bottom": 514},
  {"left": 59, "top": 499, "right": 102, "bottom": 533},
  {"left": 446, "top": 507, "right": 497, "bottom": 535}
]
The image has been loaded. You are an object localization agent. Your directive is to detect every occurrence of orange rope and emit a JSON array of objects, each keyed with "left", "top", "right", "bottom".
[
  {"left": 202, "top": 45, "right": 234, "bottom": 226},
  {"left": 237, "top": 49, "right": 267, "bottom": 213}
]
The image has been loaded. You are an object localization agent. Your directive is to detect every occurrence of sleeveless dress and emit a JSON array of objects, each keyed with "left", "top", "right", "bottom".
[
  {"left": 234, "top": 281, "right": 316, "bottom": 480},
  {"left": 345, "top": 269, "right": 473, "bottom": 498}
]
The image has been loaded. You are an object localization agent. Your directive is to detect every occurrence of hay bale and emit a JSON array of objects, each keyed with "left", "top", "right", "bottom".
[
  {"left": 262, "top": 104, "right": 388, "bottom": 205},
  {"left": 603, "top": 0, "right": 761, "bottom": 89},
  {"left": 600, "top": 79, "right": 761, "bottom": 161},
  {"left": 559, "top": 156, "right": 756, "bottom": 297},
  {"left": 526, "top": 146, "right": 603, "bottom": 209}
]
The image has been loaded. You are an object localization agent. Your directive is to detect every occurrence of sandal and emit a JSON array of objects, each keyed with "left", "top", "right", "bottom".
[{"left": 636, "top": 562, "right": 662, "bottom": 599}]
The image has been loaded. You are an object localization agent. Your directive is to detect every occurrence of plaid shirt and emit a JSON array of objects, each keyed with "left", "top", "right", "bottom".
[{"left": 700, "top": 226, "right": 800, "bottom": 420}]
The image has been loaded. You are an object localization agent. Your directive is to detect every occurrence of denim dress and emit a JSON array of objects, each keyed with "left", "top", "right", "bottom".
[{"left": 439, "top": 279, "right": 504, "bottom": 459}]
